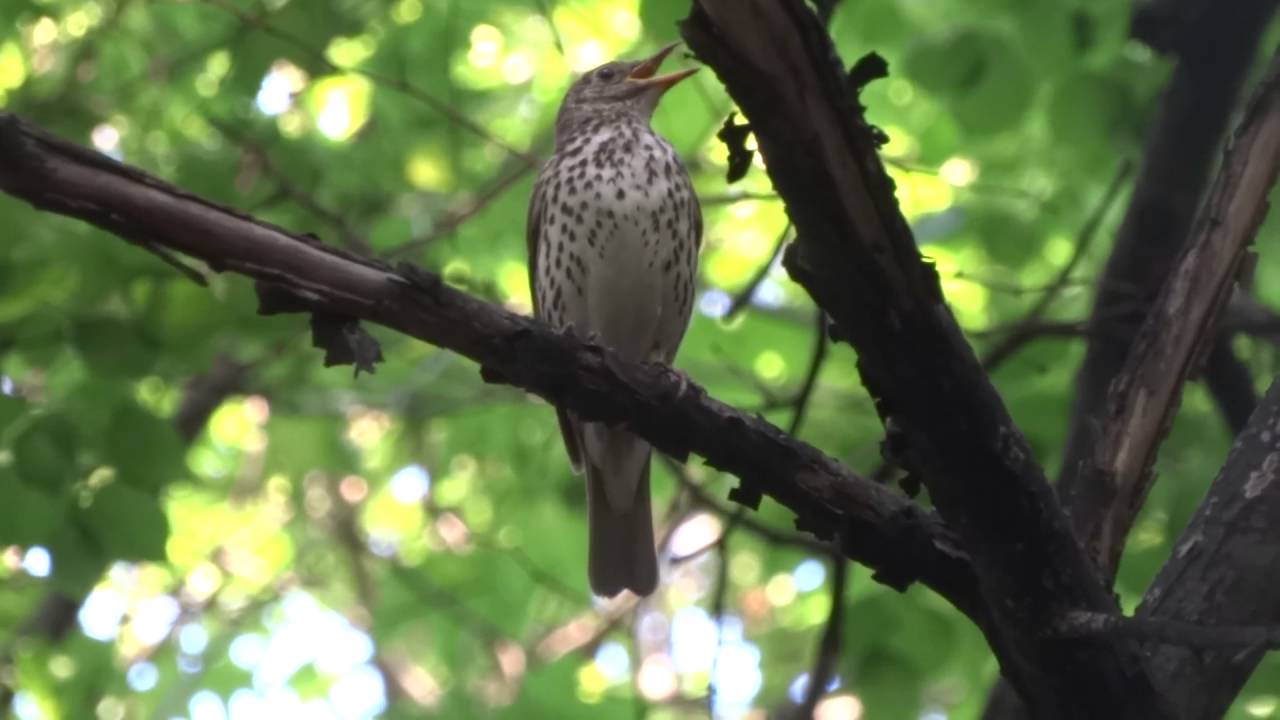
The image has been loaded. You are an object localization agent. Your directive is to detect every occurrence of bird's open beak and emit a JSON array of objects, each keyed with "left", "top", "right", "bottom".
[{"left": 627, "top": 42, "right": 699, "bottom": 91}]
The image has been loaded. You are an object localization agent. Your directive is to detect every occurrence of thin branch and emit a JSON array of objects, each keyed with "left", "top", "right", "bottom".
[
  {"left": 213, "top": 119, "right": 373, "bottom": 253},
  {"left": 797, "top": 548, "right": 847, "bottom": 718},
  {"left": 980, "top": 160, "right": 1133, "bottom": 370},
  {"left": 706, "top": 512, "right": 740, "bottom": 716},
  {"left": 531, "top": 0, "right": 567, "bottom": 58},
  {"left": 388, "top": 160, "right": 540, "bottom": 258},
  {"left": 700, "top": 190, "right": 783, "bottom": 206},
  {"left": 1055, "top": 611, "right": 1280, "bottom": 651},
  {"left": 662, "top": 458, "right": 831, "bottom": 554},
  {"left": 195, "top": 0, "right": 538, "bottom": 167},
  {"left": 789, "top": 310, "right": 829, "bottom": 436},
  {"left": 724, "top": 222, "right": 790, "bottom": 320}
]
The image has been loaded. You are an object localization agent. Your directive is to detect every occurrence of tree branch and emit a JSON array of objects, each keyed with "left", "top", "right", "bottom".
[
  {"left": 1138, "top": 377, "right": 1280, "bottom": 719},
  {"left": 681, "top": 2, "right": 1169, "bottom": 716},
  {"left": 0, "top": 111, "right": 982, "bottom": 625},
  {"left": 1054, "top": 610, "right": 1280, "bottom": 651},
  {"left": 1074, "top": 52, "right": 1280, "bottom": 581},
  {"left": 1057, "top": 0, "right": 1278, "bottom": 546}
]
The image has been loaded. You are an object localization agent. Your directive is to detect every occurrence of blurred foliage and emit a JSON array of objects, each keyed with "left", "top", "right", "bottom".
[{"left": 1, "top": 0, "right": 1279, "bottom": 718}]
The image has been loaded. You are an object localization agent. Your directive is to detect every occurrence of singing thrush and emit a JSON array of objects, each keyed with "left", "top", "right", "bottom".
[{"left": 527, "top": 43, "right": 702, "bottom": 597}]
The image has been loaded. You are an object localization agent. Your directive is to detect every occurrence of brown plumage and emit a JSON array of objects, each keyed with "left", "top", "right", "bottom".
[{"left": 526, "top": 44, "right": 702, "bottom": 597}]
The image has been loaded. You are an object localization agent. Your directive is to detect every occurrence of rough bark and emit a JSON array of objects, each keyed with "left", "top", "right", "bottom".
[
  {"left": 0, "top": 112, "right": 984, "bottom": 624},
  {"left": 1058, "top": 0, "right": 1277, "bottom": 544},
  {"left": 984, "top": 3, "right": 1277, "bottom": 716},
  {"left": 681, "top": 2, "right": 1169, "bottom": 717},
  {"left": 1076, "top": 54, "right": 1280, "bottom": 580},
  {"left": 1139, "top": 378, "right": 1280, "bottom": 719}
]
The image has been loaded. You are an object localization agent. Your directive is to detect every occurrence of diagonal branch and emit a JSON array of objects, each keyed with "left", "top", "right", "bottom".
[
  {"left": 1138, "top": 376, "right": 1280, "bottom": 718},
  {"left": 1057, "top": 0, "right": 1279, "bottom": 546},
  {"left": 681, "top": 1, "right": 1170, "bottom": 716},
  {"left": 0, "top": 111, "right": 983, "bottom": 626},
  {"left": 1074, "top": 53, "right": 1280, "bottom": 581}
]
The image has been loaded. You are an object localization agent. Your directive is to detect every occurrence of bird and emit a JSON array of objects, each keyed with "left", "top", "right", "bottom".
[{"left": 526, "top": 43, "right": 702, "bottom": 597}]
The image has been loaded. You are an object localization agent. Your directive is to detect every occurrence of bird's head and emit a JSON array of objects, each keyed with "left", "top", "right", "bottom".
[{"left": 555, "top": 43, "right": 698, "bottom": 141}]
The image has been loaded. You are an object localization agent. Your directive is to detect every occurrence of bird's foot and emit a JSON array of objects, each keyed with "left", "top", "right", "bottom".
[
  {"left": 656, "top": 364, "right": 694, "bottom": 401},
  {"left": 557, "top": 323, "right": 605, "bottom": 350}
]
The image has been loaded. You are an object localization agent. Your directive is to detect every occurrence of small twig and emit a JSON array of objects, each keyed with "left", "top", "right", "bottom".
[
  {"left": 980, "top": 160, "right": 1133, "bottom": 370},
  {"left": 196, "top": 0, "right": 537, "bottom": 167},
  {"left": 797, "top": 547, "right": 848, "bottom": 718},
  {"left": 788, "top": 310, "right": 829, "bottom": 436},
  {"left": 700, "top": 190, "right": 782, "bottom": 206},
  {"left": 662, "top": 457, "right": 830, "bottom": 554},
  {"left": 473, "top": 535, "right": 582, "bottom": 604},
  {"left": 1054, "top": 611, "right": 1280, "bottom": 650},
  {"left": 388, "top": 161, "right": 538, "bottom": 258},
  {"left": 532, "top": 0, "right": 567, "bottom": 58},
  {"left": 707, "top": 512, "right": 741, "bottom": 715},
  {"left": 212, "top": 118, "right": 372, "bottom": 253},
  {"left": 724, "top": 222, "right": 790, "bottom": 320}
]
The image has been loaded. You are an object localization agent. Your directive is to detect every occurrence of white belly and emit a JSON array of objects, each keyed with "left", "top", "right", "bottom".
[{"left": 584, "top": 212, "right": 662, "bottom": 360}]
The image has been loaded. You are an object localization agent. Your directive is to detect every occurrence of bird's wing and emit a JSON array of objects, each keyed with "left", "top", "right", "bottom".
[
  {"left": 526, "top": 168, "right": 546, "bottom": 317},
  {"left": 527, "top": 164, "right": 585, "bottom": 473},
  {"left": 653, "top": 167, "right": 703, "bottom": 365}
]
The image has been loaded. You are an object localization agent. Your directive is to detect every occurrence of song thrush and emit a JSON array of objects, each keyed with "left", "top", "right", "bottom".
[{"left": 527, "top": 43, "right": 701, "bottom": 597}]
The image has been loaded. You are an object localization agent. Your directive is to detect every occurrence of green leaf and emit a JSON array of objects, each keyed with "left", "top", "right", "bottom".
[
  {"left": 950, "top": 39, "right": 1034, "bottom": 136},
  {"left": 852, "top": 648, "right": 923, "bottom": 718},
  {"left": 1047, "top": 71, "right": 1137, "bottom": 165},
  {"left": 904, "top": 30, "right": 1033, "bottom": 136},
  {"left": 12, "top": 413, "right": 78, "bottom": 493},
  {"left": 148, "top": 279, "right": 227, "bottom": 352},
  {"left": 0, "top": 260, "right": 78, "bottom": 325},
  {"left": 0, "top": 469, "right": 61, "bottom": 546},
  {"left": 46, "top": 522, "right": 108, "bottom": 596},
  {"left": 968, "top": 206, "right": 1039, "bottom": 266},
  {"left": 103, "top": 403, "right": 186, "bottom": 492},
  {"left": 501, "top": 654, "right": 630, "bottom": 720},
  {"left": 264, "top": 416, "right": 357, "bottom": 477},
  {"left": 370, "top": 216, "right": 412, "bottom": 251},
  {"left": 640, "top": 0, "right": 687, "bottom": 37},
  {"left": 80, "top": 483, "right": 170, "bottom": 562},
  {"left": 904, "top": 30, "right": 991, "bottom": 95},
  {"left": 0, "top": 393, "right": 25, "bottom": 435},
  {"left": 72, "top": 317, "right": 157, "bottom": 379}
]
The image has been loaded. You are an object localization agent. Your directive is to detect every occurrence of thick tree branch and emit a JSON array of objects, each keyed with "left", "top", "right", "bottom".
[
  {"left": 1058, "top": 0, "right": 1277, "bottom": 544},
  {"left": 1075, "top": 53, "right": 1280, "bottom": 580},
  {"left": 0, "top": 112, "right": 983, "bottom": 625},
  {"left": 1139, "top": 377, "right": 1280, "bottom": 718},
  {"left": 681, "top": 2, "right": 1169, "bottom": 716},
  {"left": 987, "top": 9, "right": 1277, "bottom": 711}
]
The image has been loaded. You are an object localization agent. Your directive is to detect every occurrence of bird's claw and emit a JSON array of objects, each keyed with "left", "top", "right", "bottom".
[
  {"left": 558, "top": 323, "right": 604, "bottom": 349},
  {"left": 659, "top": 365, "right": 693, "bottom": 400}
]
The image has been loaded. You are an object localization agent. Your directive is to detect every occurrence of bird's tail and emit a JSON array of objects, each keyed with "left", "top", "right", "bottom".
[{"left": 584, "top": 424, "right": 658, "bottom": 597}]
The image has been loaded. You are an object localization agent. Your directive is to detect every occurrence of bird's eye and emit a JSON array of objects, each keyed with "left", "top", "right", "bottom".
[{"left": 596, "top": 67, "right": 617, "bottom": 82}]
